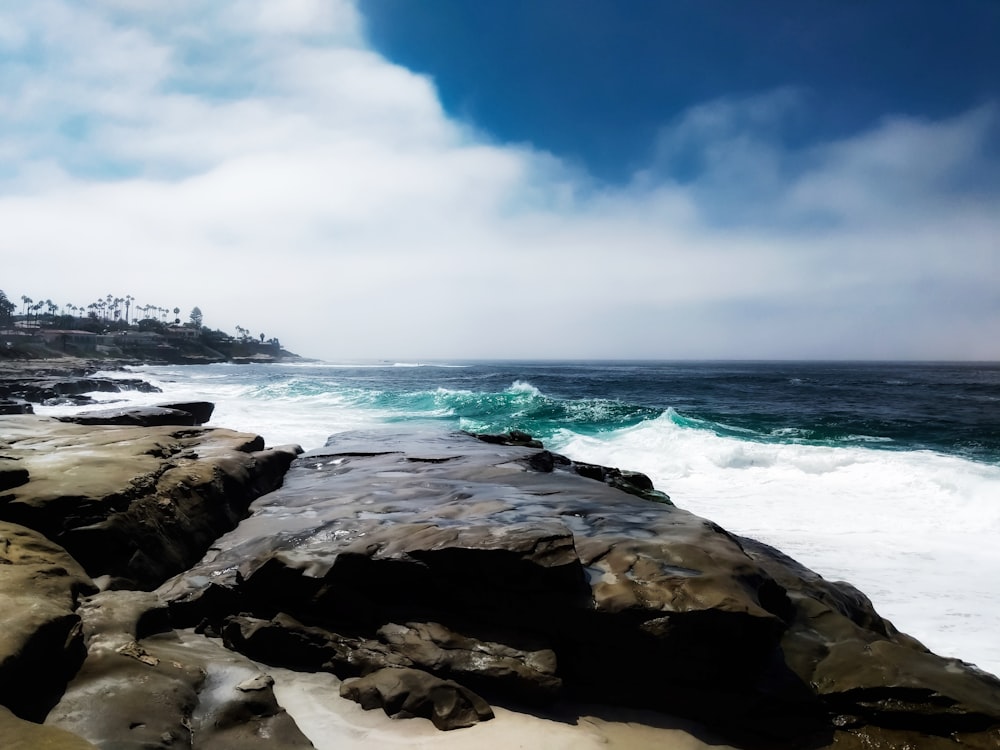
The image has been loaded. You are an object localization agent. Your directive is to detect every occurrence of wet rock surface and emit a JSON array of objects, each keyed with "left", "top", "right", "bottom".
[
  {"left": 53, "top": 401, "right": 217, "bottom": 428},
  {"left": 0, "top": 397, "right": 33, "bottom": 414},
  {"left": 0, "top": 372, "right": 159, "bottom": 404},
  {"left": 0, "top": 415, "right": 300, "bottom": 589},
  {"left": 0, "top": 414, "right": 312, "bottom": 747},
  {"left": 0, "top": 521, "right": 96, "bottom": 722},
  {"left": 157, "top": 427, "right": 1000, "bottom": 747},
  {"left": 2, "top": 420, "right": 999, "bottom": 749},
  {"left": 44, "top": 591, "right": 315, "bottom": 749},
  {"left": 55, "top": 405, "right": 200, "bottom": 427}
]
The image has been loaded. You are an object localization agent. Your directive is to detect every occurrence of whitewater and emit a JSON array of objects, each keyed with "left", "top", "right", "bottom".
[{"left": 37, "top": 359, "right": 1000, "bottom": 677}]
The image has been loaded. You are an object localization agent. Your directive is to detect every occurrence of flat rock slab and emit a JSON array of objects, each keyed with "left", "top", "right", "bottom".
[
  {"left": 340, "top": 667, "right": 494, "bottom": 730},
  {"left": 156, "top": 400, "right": 215, "bottom": 425},
  {"left": 55, "top": 406, "right": 197, "bottom": 427},
  {"left": 0, "top": 398, "right": 33, "bottom": 414}
]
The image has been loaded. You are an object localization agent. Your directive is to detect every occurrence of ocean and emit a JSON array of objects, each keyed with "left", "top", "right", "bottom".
[{"left": 41, "top": 360, "right": 1000, "bottom": 676}]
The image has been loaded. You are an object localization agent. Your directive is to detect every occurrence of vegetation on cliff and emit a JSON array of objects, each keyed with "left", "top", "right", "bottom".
[{"left": 0, "top": 288, "right": 298, "bottom": 363}]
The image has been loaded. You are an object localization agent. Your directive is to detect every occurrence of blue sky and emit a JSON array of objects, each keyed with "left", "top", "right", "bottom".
[
  {"left": 361, "top": 1, "right": 1000, "bottom": 182},
  {"left": 1, "top": 1, "right": 998, "bottom": 360}
]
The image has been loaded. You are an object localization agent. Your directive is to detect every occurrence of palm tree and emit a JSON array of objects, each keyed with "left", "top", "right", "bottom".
[
  {"left": 124, "top": 295, "right": 133, "bottom": 325},
  {"left": 21, "top": 295, "right": 32, "bottom": 319}
]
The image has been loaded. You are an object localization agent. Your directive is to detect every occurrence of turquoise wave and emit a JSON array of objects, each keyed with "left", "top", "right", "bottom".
[
  {"left": 241, "top": 375, "right": 922, "bottom": 454},
  {"left": 245, "top": 377, "right": 661, "bottom": 440}
]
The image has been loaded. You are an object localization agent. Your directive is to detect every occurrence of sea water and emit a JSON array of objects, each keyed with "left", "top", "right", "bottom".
[{"left": 43, "top": 360, "right": 1000, "bottom": 676}]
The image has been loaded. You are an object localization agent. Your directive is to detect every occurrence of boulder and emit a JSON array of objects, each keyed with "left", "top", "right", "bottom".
[
  {"left": 339, "top": 667, "right": 494, "bottom": 730},
  {"left": 156, "top": 400, "right": 215, "bottom": 425},
  {"left": 467, "top": 429, "right": 543, "bottom": 448},
  {"left": 0, "top": 521, "right": 96, "bottom": 722},
  {"left": 217, "top": 612, "right": 560, "bottom": 705}
]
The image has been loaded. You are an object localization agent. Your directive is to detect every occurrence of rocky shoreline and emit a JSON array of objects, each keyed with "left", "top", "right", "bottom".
[{"left": 1, "top": 363, "right": 999, "bottom": 749}]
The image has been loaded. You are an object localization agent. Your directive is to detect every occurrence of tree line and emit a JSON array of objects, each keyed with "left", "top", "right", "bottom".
[
  {"left": 1, "top": 290, "right": 183, "bottom": 328},
  {"left": 1, "top": 289, "right": 278, "bottom": 348}
]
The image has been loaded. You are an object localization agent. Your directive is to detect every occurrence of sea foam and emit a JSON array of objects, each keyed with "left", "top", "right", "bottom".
[{"left": 550, "top": 413, "right": 1000, "bottom": 675}]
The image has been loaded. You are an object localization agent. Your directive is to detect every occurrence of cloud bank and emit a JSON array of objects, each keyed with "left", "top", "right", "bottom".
[{"left": 1, "top": 0, "right": 997, "bottom": 360}]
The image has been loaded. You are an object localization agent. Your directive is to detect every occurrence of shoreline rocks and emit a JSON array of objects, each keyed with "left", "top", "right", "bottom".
[
  {"left": 1, "top": 416, "right": 999, "bottom": 749},
  {"left": 157, "top": 428, "right": 1000, "bottom": 748},
  {"left": 0, "top": 415, "right": 300, "bottom": 590}
]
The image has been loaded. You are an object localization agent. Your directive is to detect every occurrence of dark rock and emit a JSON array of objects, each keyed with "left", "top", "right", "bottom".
[
  {"left": 157, "top": 428, "right": 1000, "bottom": 745},
  {"left": 0, "top": 521, "right": 96, "bottom": 722},
  {"left": 42, "top": 395, "right": 98, "bottom": 407},
  {"left": 157, "top": 401, "right": 215, "bottom": 425},
  {"left": 218, "top": 612, "right": 561, "bottom": 705},
  {"left": 44, "top": 591, "right": 314, "bottom": 749},
  {"left": 0, "top": 398, "right": 33, "bottom": 414},
  {"left": 339, "top": 667, "right": 494, "bottom": 730},
  {"left": 55, "top": 406, "right": 197, "bottom": 427},
  {"left": 0, "top": 416, "right": 301, "bottom": 589},
  {"left": 0, "top": 459, "right": 29, "bottom": 491},
  {"left": 741, "top": 536, "right": 1000, "bottom": 737},
  {"left": 467, "top": 429, "right": 544, "bottom": 448},
  {"left": 0, "top": 375, "right": 160, "bottom": 404},
  {"left": 567, "top": 460, "right": 671, "bottom": 504}
]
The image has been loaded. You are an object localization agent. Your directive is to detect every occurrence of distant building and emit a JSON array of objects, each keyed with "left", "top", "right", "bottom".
[
  {"left": 165, "top": 326, "right": 199, "bottom": 339},
  {"left": 39, "top": 329, "right": 98, "bottom": 351},
  {"left": 113, "top": 331, "right": 163, "bottom": 346}
]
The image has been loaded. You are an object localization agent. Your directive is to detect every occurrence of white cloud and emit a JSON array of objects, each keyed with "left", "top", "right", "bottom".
[
  {"left": 0, "top": 2, "right": 997, "bottom": 361},
  {"left": 787, "top": 104, "right": 999, "bottom": 224}
]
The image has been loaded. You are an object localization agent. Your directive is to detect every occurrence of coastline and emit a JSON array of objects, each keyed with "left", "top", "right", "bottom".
[{"left": 2, "top": 356, "right": 1000, "bottom": 748}]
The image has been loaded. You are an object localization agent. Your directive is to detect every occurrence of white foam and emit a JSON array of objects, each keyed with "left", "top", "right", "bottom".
[{"left": 550, "top": 413, "right": 1000, "bottom": 676}]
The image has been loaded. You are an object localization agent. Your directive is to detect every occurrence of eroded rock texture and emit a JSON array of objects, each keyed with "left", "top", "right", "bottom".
[
  {"left": 0, "top": 414, "right": 311, "bottom": 748},
  {"left": 44, "top": 591, "right": 314, "bottom": 749},
  {"left": 4, "top": 417, "right": 999, "bottom": 749},
  {"left": 159, "top": 428, "right": 1000, "bottom": 747},
  {"left": 0, "top": 415, "right": 300, "bottom": 589},
  {"left": 0, "top": 521, "right": 95, "bottom": 721}
]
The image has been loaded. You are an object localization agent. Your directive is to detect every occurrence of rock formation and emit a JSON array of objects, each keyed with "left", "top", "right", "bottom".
[
  {"left": 0, "top": 415, "right": 299, "bottom": 589},
  {"left": 0, "top": 370, "right": 159, "bottom": 405},
  {"left": 2, "top": 417, "right": 999, "bottom": 749},
  {"left": 157, "top": 428, "right": 1000, "bottom": 748}
]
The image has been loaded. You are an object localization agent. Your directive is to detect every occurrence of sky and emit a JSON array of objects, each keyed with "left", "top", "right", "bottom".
[{"left": 1, "top": 0, "right": 998, "bottom": 361}]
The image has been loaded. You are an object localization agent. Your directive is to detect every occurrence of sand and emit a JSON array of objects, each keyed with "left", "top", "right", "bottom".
[{"left": 266, "top": 665, "right": 736, "bottom": 750}]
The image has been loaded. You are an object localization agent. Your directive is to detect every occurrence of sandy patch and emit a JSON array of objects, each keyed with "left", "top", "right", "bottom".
[{"left": 267, "top": 665, "right": 735, "bottom": 750}]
